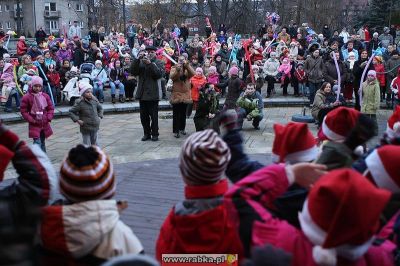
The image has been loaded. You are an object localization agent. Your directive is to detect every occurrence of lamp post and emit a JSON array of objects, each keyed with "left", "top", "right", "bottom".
[{"left": 123, "top": 0, "right": 126, "bottom": 34}]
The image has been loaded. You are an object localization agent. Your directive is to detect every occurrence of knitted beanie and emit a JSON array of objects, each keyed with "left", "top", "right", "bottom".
[
  {"left": 229, "top": 66, "right": 239, "bottom": 76},
  {"left": 209, "top": 66, "right": 217, "bottom": 73},
  {"left": 79, "top": 82, "right": 93, "bottom": 96},
  {"left": 179, "top": 129, "right": 231, "bottom": 186},
  {"left": 60, "top": 145, "right": 116, "bottom": 202},
  {"left": 30, "top": 76, "right": 43, "bottom": 87}
]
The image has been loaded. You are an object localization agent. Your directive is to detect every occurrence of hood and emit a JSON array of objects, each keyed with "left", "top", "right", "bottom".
[
  {"left": 165, "top": 204, "right": 242, "bottom": 254},
  {"left": 3, "top": 63, "right": 13, "bottom": 73},
  {"left": 40, "top": 200, "right": 120, "bottom": 258}
]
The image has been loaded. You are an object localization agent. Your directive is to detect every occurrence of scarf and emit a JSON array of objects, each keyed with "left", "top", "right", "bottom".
[{"left": 31, "top": 92, "right": 48, "bottom": 121}]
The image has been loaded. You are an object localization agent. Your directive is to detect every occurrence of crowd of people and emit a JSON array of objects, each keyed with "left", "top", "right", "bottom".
[{"left": 2, "top": 19, "right": 400, "bottom": 265}]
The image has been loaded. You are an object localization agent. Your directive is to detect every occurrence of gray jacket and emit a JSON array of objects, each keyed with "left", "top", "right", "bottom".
[
  {"left": 69, "top": 98, "right": 103, "bottom": 133},
  {"left": 130, "top": 58, "right": 164, "bottom": 101},
  {"left": 304, "top": 56, "right": 324, "bottom": 83},
  {"left": 263, "top": 59, "right": 280, "bottom": 76}
]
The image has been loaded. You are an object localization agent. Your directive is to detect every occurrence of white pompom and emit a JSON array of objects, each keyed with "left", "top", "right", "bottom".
[
  {"left": 353, "top": 145, "right": 364, "bottom": 157},
  {"left": 312, "top": 246, "right": 337, "bottom": 266},
  {"left": 393, "top": 122, "right": 400, "bottom": 132}
]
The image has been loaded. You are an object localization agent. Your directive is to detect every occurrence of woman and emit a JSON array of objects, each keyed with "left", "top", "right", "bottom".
[
  {"left": 98, "top": 26, "right": 106, "bottom": 43},
  {"left": 353, "top": 49, "right": 373, "bottom": 110},
  {"left": 88, "top": 25, "right": 100, "bottom": 47},
  {"left": 20, "top": 76, "right": 54, "bottom": 152},
  {"left": 73, "top": 41, "right": 86, "bottom": 68},
  {"left": 311, "top": 82, "right": 341, "bottom": 126},
  {"left": 43, "top": 50, "right": 56, "bottom": 68},
  {"left": 17, "top": 55, "right": 38, "bottom": 80},
  {"left": 361, "top": 70, "right": 380, "bottom": 135},
  {"left": 169, "top": 56, "right": 195, "bottom": 138}
]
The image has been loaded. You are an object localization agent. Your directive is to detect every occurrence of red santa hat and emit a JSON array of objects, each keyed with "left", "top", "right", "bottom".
[
  {"left": 272, "top": 122, "right": 318, "bottom": 164},
  {"left": 299, "top": 169, "right": 391, "bottom": 266},
  {"left": 386, "top": 106, "right": 400, "bottom": 139},
  {"left": 365, "top": 145, "right": 400, "bottom": 193},
  {"left": 318, "top": 107, "right": 360, "bottom": 142},
  {"left": 0, "top": 145, "right": 14, "bottom": 181}
]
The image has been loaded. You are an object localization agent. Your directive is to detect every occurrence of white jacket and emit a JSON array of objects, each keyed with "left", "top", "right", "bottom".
[{"left": 263, "top": 59, "right": 280, "bottom": 77}]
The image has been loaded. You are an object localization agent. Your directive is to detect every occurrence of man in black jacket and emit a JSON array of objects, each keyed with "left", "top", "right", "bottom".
[
  {"left": 179, "top": 23, "right": 189, "bottom": 42},
  {"left": 130, "top": 46, "right": 164, "bottom": 141}
]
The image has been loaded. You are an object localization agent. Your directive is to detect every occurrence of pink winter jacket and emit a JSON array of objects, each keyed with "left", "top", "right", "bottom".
[
  {"left": 1, "top": 63, "right": 16, "bottom": 88},
  {"left": 224, "top": 164, "right": 396, "bottom": 265},
  {"left": 20, "top": 89, "right": 54, "bottom": 139},
  {"left": 278, "top": 63, "right": 291, "bottom": 76}
]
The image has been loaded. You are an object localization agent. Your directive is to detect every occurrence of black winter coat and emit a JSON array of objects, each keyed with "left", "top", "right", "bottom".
[{"left": 130, "top": 59, "right": 163, "bottom": 101}]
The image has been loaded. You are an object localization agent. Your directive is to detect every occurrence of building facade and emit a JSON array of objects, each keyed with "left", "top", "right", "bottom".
[{"left": 0, "top": 0, "right": 89, "bottom": 38}]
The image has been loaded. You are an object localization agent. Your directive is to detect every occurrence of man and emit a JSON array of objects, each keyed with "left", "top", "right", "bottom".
[
  {"left": 236, "top": 83, "right": 264, "bottom": 130},
  {"left": 179, "top": 23, "right": 189, "bottom": 42},
  {"left": 68, "top": 21, "right": 81, "bottom": 40},
  {"left": 126, "top": 20, "right": 136, "bottom": 49},
  {"left": 277, "top": 27, "right": 290, "bottom": 45},
  {"left": 324, "top": 51, "right": 347, "bottom": 88},
  {"left": 322, "top": 24, "right": 331, "bottom": 39},
  {"left": 288, "top": 22, "right": 298, "bottom": 39},
  {"left": 367, "top": 32, "right": 380, "bottom": 55},
  {"left": 130, "top": 46, "right": 164, "bottom": 141},
  {"left": 304, "top": 48, "right": 324, "bottom": 104},
  {"left": 379, "top": 27, "right": 393, "bottom": 49}
]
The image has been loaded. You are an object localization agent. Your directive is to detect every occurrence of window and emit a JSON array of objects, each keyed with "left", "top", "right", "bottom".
[
  {"left": 0, "top": 5, "right": 2, "bottom": 12},
  {"left": 44, "top": 3, "right": 57, "bottom": 11},
  {"left": 14, "top": 3, "right": 22, "bottom": 11},
  {"left": 46, "top": 20, "right": 59, "bottom": 31},
  {"left": 0, "top": 23, "right": 3, "bottom": 29},
  {"left": 6, "top": 21, "right": 11, "bottom": 29},
  {"left": 5, "top": 4, "right": 9, "bottom": 11},
  {"left": 79, "top": 21, "right": 84, "bottom": 29},
  {"left": 68, "top": 3, "right": 71, "bottom": 8},
  {"left": 76, "top": 4, "right": 83, "bottom": 11}
]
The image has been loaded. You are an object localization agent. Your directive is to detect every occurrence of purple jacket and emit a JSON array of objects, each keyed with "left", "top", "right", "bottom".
[
  {"left": 20, "top": 90, "right": 54, "bottom": 139},
  {"left": 224, "top": 164, "right": 396, "bottom": 265},
  {"left": 56, "top": 49, "right": 72, "bottom": 63}
]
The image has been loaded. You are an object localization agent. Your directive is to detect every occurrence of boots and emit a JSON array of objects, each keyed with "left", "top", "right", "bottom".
[
  {"left": 111, "top": 94, "right": 116, "bottom": 104},
  {"left": 119, "top": 95, "right": 125, "bottom": 103}
]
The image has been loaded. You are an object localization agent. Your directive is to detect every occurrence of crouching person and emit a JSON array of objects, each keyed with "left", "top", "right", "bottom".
[
  {"left": 237, "top": 83, "right": 263, "bottom": 130},
  {"left": 69, "top": 82, "right": 103, "bottom": 146},
  {"left": 39, "top": 144, "right": 144, "bottom": 265},
  {"left": 156, "top": 130, "right": 244, "bottom": 260}
]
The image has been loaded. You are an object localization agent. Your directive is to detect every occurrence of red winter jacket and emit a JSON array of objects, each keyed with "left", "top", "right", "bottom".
[
  {"left": 294, "top": 69, "right": 307, "bottom": 83},
  {"left": 156, "top": 179, "right": 244, "bottom": 261},
  {"left": 17, "top": 40, "right": 28, "bottom": 56},
  {"left": 224, "top": 164, "right": 396, "bottom": 265},
  {"left": 190, "top": 75, "right": 207, "bottom": 102},
  {"left": 374, "top": 63, "right": 386, "bottom": 87},
  {"left": 46, "top": 71, "right": 60, "bottom": 87}
]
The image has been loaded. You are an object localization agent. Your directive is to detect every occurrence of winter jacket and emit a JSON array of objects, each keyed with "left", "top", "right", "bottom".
[
  {"left": 361, "top": 79, "right": 380, "bottom": 114},
  {"left": 17, "top": 40, "right": 28, "bottom": 56},
  {"left": 316, "top": 141, "right": 354, "bottom": 170},
  {"left": 91, "top": 68, "right": 108, "bottom": 84},
  {"left": 193, "top": 89, "right": 219, "bottom": 131},
  {"left": 156, "top": 179, "right": 244, "bottom": 261},
  {"left": 215, "top": 61, "right": 228, "bottom": 78},
  {"left": 130, "top": 58, "right": 163, "bottom": 101},
  {"left": 311, "top": 90, "right": 329, "bottom": 119},
  {"left": 304, "top": 56, "right": 324, "bottom": 83},
  {"left": 224, "top": 164, "right": 396, "bottom": 264},
  {"left": 367, "top": 38, "right": 380, "bottom": 55},
  {"left": 374, "top": 63, "right": 386, "bottom": 87},
  {"left": 221, "top": 76, "right": 243, "bottom": 109},
  {"left": 237, "top": 91, "right": 263, "bottom": 118},
  {"left": 294, "top": 69, "right": 306, "bottom": 83},
  {"left": 17, "top": 64, "right": 38, "bottom": 80},
  {"left": 46, "top": 71, "right": 60, "bottom": 87},
  {"left": 0, "top": 126, "right": 57, "bottom": 265},
  {"left": 342, "top": 48, "right": 359, "bottom": 61},
  {"left": 379, "top": 34, "right": 393, "bottom": 48},
  {"left": 40, "top": 200, "right": 143, "bottom": 264},
  {"left": 263, "top": 59, "right": 280, "bottom": 77},
  {"left": 20, "top": 89, "right": 54, "bottom": 139},
  {"left": 217, "top": 49, "right": 230, "bottom": 63},
  {"left": 56, "top": 49, "right": 72, "bottom": 63},
  {"left": 207, "top": 73, "right": 219, "bottom": 85},
  {"left": 1, "top": 63, "right": 16, "bottom": 88},
  {"left": 323, "top": 59, "right": 347, "bottom": 85},
  {"left": 109, "top": 68, "right": 126, "bottom": 83},
  {"left": 354, "top": 59, "right": 374, "bottom": 89},
  {"left": 392, "top": 77, "right": 400, "bottom": 99},
  {"left": 386, "top": 57, "right": 400, "bottom": 83},
  {"left": 69, "top": 97, "right": 103, "bottom": 133},
  {"left": 278, "top": 63, "right": 291, "bottom": 78},
  {"left": 169, "top": 64, "right": 195, "bottom": 104},
  {"left": 190, "top": 75, "right": 207, "bottom": 102}
]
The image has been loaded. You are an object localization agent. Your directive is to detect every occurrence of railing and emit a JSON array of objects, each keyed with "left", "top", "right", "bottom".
[{"left": 44, "top": 10, "right": 61, "bottom": 17}]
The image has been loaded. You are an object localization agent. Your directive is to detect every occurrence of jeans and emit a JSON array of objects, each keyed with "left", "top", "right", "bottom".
[
  {"left": 299, "top": 83, "right": 308, "bottom": 96},
  {"left": 237, "top": 108, "right": 263, "bottom": 129},
  {"left": 110, "top": 81, "right": 125, "bottom": 96},
  {"left": 5, "top": 91, "right": 20, "bottom": 111},
  {"left": 82, "top": 131, "right": 98, "bottom": 146},
  {"left": 139, "top": 100, "right": 159, "bottom": 137},
  {"left": 33, "top": 130, "right": 46, "bottom": 152},
  {"left": 172, "top": 103, "right": 188, "bottom": 133},
  {"left": 309, "top": 82, "right": 322, "bottom": 104},
  {"left": 93, "top": 83, "right": 104, "bottom": 101}
]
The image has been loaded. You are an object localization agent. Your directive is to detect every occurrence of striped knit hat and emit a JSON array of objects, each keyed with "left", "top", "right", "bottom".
[
  {"left": 179, "top": 129, "right": 231, "bottom": 186},
  {"left": 60, "top": 145, "right": 116, "bottom": 202}
]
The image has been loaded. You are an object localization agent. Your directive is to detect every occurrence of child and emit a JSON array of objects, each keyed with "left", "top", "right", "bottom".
[
  {"left": 20, "top": 68, "right": 36, "bottom": 93},
  {"left": 69, "top": 82, "right": 103, "bottom": 146},
  {"left": 206, "top": 66, "right": 220, "bottom": 92},
  {"left": 373, "top": 56, "right": 386, "bottom": 101},
  {"left": 59, "top": 59, "right": 71, "bottom": 89},
  {"left": 20, "top": 76, "right": 54, "bottom": 152},
  {"left": 193, "top": 83, "right": 219, "bottom": 131},
  {"left": 46, "top": 64, "right": 61, "bottom": 105},
  {"left": 277, "top": 58, "right": 291, "bottom": 96},
  {"left": 91, "top": 60, "right": 108, "bottom": 103},
  {"left": 1, "top": 63, "right": 20, "bottom": 112},
  {"left": 189, "top": 67, "right": 207, "bottom": 116},
  {"left": 109, "top": 60, "right": 126, "bottom": 103},
  {"left": 294, "top": 63, "right": 307, "bottom": 96},
  {"left": 39, "top": 144, "right": 143, "bottom": 264}
]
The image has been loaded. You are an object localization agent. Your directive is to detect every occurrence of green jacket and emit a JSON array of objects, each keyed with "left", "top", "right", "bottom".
[
  {"left": 236, "top": 91, "right": 263, "bottom": 118},
  {"left": 69, "top": 98, "right": 103, "bottom": 133},
  {"left": 361, "top": 79, "right": 380, "bottom": 114},
  {"left": 315, "top": 141, "right": 353, "bottom": 170}
]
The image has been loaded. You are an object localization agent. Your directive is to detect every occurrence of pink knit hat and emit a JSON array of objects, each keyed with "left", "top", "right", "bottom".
[
  {"left": 30, "top": 76, "right": 43, "bottom": 87},
  {"left": 229, "top": 66, "right": 239, "bottom": 76},
  {"left": 209, "top": 66, "right": 217, "bottom": 73},
  {"left": 195, "top": 67, "right": 203, "bottom": 74}
]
